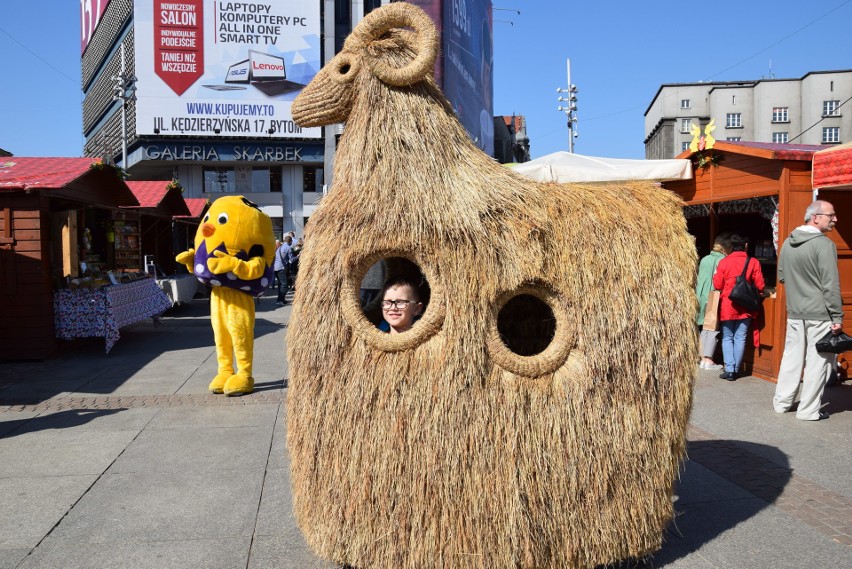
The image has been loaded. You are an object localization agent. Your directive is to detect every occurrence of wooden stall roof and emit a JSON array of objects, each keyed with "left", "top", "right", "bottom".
[
  {"left": 0, "top": 157, "right": 138, "bottom": 208},
  {"left": 179, "top": 197, "right": 209, "bottom": 219},
  {"left": 676, "top": 140, "right": 823, "bottom": 162},
  {"left": 667, "top": 141, "right": 825, "bottom": 205},
  {"left": 813, "top": 141, "right": 852, "bottom": 190},
  {"left": 124, "top": 181, "right": 191, "bottom": 217}
]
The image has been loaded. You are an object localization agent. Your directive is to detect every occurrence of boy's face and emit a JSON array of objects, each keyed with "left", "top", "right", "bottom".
[{"left": 382, "top": 284, "right": 423, "bottom": 333}]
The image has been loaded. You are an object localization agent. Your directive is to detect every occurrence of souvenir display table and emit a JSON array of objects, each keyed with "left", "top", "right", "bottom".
[
  {"left": 54, "top": 277, "right": 173, "bottom": 353},
  {"left": 156, "top": 274, "right": 199, "bottom": 305}
]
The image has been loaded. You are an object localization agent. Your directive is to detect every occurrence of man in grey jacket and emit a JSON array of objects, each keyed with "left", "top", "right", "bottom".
[{"left": 773, "top": 200, "right": 842, "bottom": 420}]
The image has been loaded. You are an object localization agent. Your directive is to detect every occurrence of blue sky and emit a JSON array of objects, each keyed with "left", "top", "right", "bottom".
[
  {"left": 1, "top": 0, "right": 850, "bottom": 159},
  {"left": 493, "top": 0, "right": 852, "bottom": 158}
]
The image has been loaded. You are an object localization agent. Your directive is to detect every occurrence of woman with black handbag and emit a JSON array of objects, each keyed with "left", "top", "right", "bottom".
[{"left": 712, "top": 234, "right": 765, "bottom": 380}]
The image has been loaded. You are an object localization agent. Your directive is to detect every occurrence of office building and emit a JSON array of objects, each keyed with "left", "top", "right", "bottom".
[
  {"left": 644, "top": 70, "right": 852, "bottom": 159},
  {"left": 81, "top": 1, "right": 494, "bottom": 236},
  {"left": 493, "top": 115, "right": 530, "bottom": 164}
]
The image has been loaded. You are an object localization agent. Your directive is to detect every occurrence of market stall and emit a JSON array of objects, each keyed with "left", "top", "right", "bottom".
[
  {"left": 160, "top": 197, "right": 209, "bottom": 304},
  {"left": 510, "top": 151, "right": 693, "bottom": 183},
  {"left": 811, "top": 141, "right": 852, "bottom": 379},
  {"left": 172, "top": 197, "right": 208, "bottom": 272},
  {"left": 121, "top": 182, "right": 204, "bottom": 306},
  {"left": 0, "top": 157, "right": 143, "bottom": 359},
  {"left": 664, "top": 140, "right": 852, "bottom": 382},
  {"left": 124, "top": 181, "right": 191, "bottom": 275},
  {"left": 54, "top": 276, "right": 173, "bottom": 352}
]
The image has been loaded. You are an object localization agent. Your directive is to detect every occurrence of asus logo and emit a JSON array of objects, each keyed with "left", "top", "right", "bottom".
[{"left": 228, "top": 68, "right": 248, "bottom": 77}]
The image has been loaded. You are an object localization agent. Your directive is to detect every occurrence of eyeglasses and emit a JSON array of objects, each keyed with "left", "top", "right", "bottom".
[
  {"left": 381, "top": 299, "right": 416, "bottom": 310},
  {"left": 814, "top": 213, "right": 837, "bottom": 219}
]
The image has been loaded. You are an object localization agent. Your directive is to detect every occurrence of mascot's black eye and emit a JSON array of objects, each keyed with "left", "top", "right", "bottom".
[
  {"left": 203, "top": 214, "right": 209, "bottom": 223},
  {"left": 217, "top": 213, "right": 229, "bottom": 224}
]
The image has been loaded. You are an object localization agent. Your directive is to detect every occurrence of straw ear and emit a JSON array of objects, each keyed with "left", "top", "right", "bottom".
[{"left": 355, "top": 3, "right": 438, "bottom": 86}]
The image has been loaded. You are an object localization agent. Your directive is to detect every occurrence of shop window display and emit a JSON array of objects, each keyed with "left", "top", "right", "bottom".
[
  {"left": 113, "top": 218, "right": 141, "bottom": 271},
  {"left": 684, "top": 196, "right": 778, "bottom": 288}
]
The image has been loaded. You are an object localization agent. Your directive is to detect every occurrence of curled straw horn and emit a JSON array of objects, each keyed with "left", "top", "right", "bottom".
[{"left": 350, "top": 2, "right": 438, "bottom": 86}]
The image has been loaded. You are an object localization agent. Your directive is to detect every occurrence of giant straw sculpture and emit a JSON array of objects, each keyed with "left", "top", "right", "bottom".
[{"left": 287, "top": 3, "right": 697, "bottom": 568}]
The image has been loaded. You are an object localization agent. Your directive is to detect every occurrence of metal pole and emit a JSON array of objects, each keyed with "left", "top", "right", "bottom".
[
  {"left": 557, "top": 60, "right": 578, "bottom": 154},
  {"left": 566, "top": 59, "right": 573, "bottom": 153},
  {"left": 121, "top": 102, "right": 128, "bottom": 168},
  {"left": 120, "top": 44, "right": 128, "bottom": 168}
]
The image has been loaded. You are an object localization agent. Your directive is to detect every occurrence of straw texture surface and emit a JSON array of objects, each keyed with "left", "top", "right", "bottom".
[{"left": 287, "top": 4, "right": 698, "bottom": 568}]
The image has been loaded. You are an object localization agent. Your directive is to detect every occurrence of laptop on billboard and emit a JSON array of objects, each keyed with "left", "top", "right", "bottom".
[
  {"left": 202, "top": 59, "right": 249, "bottom": 91},
  {"left": 202, "top": 51, "right": 304, "bottom": 96},
  {"left": 248, "top": 50, "right": 305, "bottom": 96}
]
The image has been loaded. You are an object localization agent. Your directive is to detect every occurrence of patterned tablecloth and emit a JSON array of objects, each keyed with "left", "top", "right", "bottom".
[{"left": 54, "top": 278, "right": 174, "bottom": 353}]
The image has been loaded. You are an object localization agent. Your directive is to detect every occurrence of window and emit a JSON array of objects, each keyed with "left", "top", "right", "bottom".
[
  {"left": 364, "top": 0, "right": 383, "bottom": 14},
  {"left": 203, "top": 167, "right": 280, "bottom": 193},
  {"left": 772, "top": 132, "right": 788, "bottom": 144},
  {"left": 732, "top": 95, "right": 736, "bottom": 105},
  {"left": 243, "top": 167, "right": 270, "bottom": 193},
  {"left": 334, "top": 0, "right": 352, "bottom": 54},
  {"left": 822, "top": 127, "right": 840, "bottom": 143},
  {"left": 726, "top": 113, "right": 742, "bottom": 128},
  {"left": 303, "top": 167, "right": 324, "bottom": 192},
  {"left": 681, "top": 141, "right": 690, "bottom": 152},
  {"left": 726, "top": 137, "right": 742, "bottom": 142},
  {"left": 680, "top": 99, "right": 691, "bottom": 109},
  {"left": 772, "top": 107, "right": 788, "bottom": 122},
  {"left": 270, "top": 166, "right": 282, "bottom": 193},
  {"left": 203, "top": 168, "right": 236, "bottom": 193},
  {"left": 680, "top": 118, "right": 691, "bottom": 133},
  {"left": 823, "top": 100, "right": 839, "bottom": 116}
]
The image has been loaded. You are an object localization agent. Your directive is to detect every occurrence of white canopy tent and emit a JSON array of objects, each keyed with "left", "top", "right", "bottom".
[{"left": 510, "top": 151, "right": 693, "bottom": 183}]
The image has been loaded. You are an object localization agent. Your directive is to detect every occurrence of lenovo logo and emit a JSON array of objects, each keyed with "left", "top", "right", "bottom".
[{"left": 252, "top": 62, "right": 284, "bottom": 71}]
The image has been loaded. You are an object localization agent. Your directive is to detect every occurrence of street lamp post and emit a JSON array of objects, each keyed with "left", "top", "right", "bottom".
[
  {"left": 556, "top": 58, "right": 578, "bottom": 153},
  {"left": 111, "top": 44, "right": 137, "bottom": 168}
]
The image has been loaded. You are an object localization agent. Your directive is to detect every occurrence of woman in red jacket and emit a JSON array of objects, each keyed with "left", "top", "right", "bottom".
[{"left": 712, "top": 234, "right": 765, "bottom": 380}]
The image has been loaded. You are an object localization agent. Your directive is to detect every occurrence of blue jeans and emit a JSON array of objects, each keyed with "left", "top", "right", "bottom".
[
  {"left": 720, "top": 319, "right": 751, "bottom": 373},
  {"left": 276, "top": 269, "right": 289, "bottom": 303}
]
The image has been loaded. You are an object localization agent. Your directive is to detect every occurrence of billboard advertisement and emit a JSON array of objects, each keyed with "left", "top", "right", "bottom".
[
  {"left": 81, "top": 0, "right": 113, "bottom": 54},
  {"left": 134, "top": 0, "right": 321, "bottom": 139},
  {"left": 406, "top": 0, "right": 443, "bottom": 85},
  {"left": 442, "top": 0, "right": 493, "bottom": 155}
]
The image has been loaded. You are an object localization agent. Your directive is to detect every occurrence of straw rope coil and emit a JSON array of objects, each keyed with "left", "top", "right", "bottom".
[{"left": 287, "top": 3, "right": 698, "bottom": 568}]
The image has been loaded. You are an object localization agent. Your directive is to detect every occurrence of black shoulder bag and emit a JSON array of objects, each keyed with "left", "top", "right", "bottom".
[{"left": 728, "top": 256, "right": 762, "bottom": 311}]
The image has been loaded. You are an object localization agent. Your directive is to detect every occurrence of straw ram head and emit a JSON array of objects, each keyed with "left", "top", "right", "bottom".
[
  {"left": 287, "top": 3, "right": 698, "bottom": 569},
  {"left": 292, "top": 2, "right": 438, "bottom": 127}
]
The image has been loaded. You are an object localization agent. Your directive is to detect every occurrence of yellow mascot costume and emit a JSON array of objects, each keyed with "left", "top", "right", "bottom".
[{"left": 176, "top": 196, "right": 276, "bottom": 396}]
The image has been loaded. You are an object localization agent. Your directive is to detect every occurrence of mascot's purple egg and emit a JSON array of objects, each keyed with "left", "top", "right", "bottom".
[
  {"left": 193, "top": 240, "right": 273, "bottom": 297},
  {"left": 190, "top": 195, "right": 276, "bottom": 297}
]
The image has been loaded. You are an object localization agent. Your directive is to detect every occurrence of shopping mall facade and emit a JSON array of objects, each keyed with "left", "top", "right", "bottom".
[{"left": 81, "top": 0, "right": 495, "bottom": 237}]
